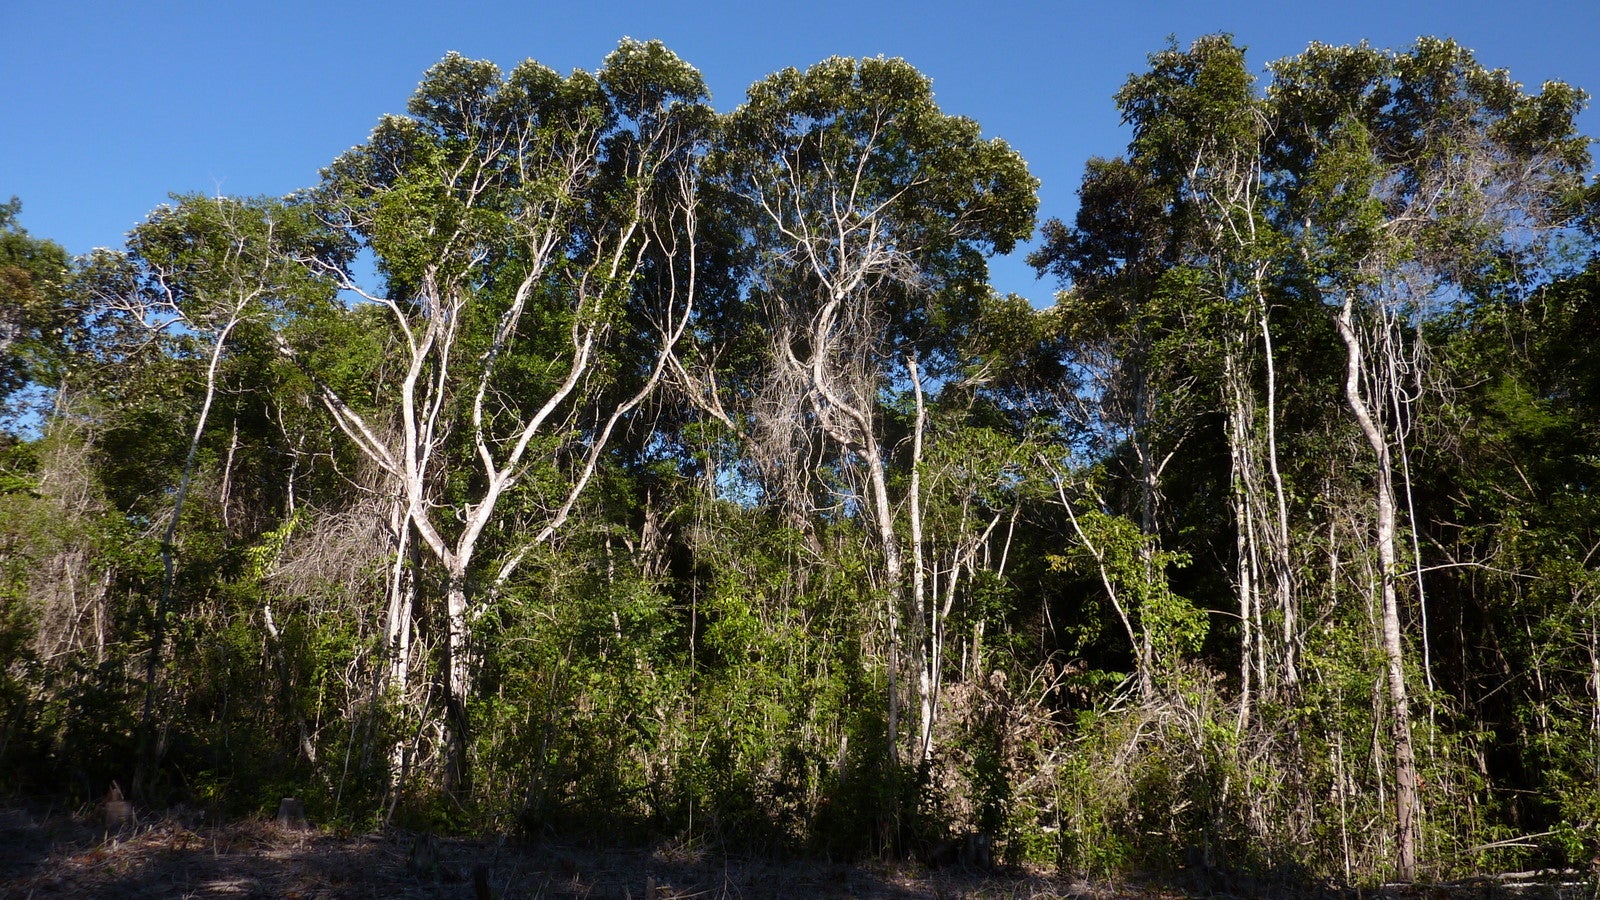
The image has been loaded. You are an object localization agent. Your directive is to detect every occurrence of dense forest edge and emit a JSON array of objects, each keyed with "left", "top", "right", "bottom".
[{"left": 2, "top": 33, "right": 1598, "bottom": 890}]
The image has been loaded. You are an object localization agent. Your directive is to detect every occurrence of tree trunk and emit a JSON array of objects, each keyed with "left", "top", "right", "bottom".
[
  {"left": 1259, "top": 300, "right": 1298, "bottom": 688},
  {"left": 442, "top": 569, "right": 473, "bottom": 796},
  {"left": 1225, "top": 344, "right": 1257, "bottom": 730},
  {"left": 1337, "top": 296, "right": 1419, "bottom": 882},
  {"left": 385, "top": 501, "right": 415, "bottom": 696},
  {"left": 907, "top": 357, "right": 931, "bottom": 768},
  {"left": 383, "top": 500, "right": 418, "bottom": 789},
  {"left": 865, "top": 438, "right": 905, "bottom": 768}
]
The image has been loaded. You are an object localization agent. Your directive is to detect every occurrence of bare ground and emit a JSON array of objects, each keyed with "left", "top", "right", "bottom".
[{"left": 0, "top": 805, "right": 1188, "bottom": 899}]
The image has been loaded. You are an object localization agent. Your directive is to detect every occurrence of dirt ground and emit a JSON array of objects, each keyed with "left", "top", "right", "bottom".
[{"left": 0, "top": 804, "right": 1188, "bottom": 899}]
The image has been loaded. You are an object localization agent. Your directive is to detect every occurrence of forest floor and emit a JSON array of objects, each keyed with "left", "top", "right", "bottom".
[
  {"left": 3, "top": 803, "right": 1582, "bottom": 898},
  {"left": 0, "top": 803, "right": 1193, "bottom": 899}
]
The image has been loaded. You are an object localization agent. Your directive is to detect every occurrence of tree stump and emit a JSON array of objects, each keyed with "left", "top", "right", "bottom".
[
  {"left": 275, "top": 797, "right": 308, "bottom": 830},
  {"left": 101, "top": 782, "right": 133, "bottom": 831}
]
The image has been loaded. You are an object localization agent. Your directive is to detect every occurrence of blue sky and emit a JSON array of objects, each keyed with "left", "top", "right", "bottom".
[{"left": 4, "top": 0, "right": 1596, "bottom": 303}]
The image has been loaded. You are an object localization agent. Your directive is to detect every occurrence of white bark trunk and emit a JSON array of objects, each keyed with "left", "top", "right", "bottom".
[
  {"left": 1336, "top": 295, "right": 1419, "bottom": 883},
  {"left": 908, "top": 357, "right": 930, "bottom": 767},
  {"left": 442, "top": 569, "right": 472, "bottom": 794}
]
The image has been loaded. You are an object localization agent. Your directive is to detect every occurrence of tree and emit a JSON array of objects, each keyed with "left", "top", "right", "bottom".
[
  {"left": 290, "top": 40, "right": 712, "bottom": 791},
  {"left": 1029, "top": 155, "right": 1209, "bottom": 698},
  {"left": 1034, "top": 35, "right": 1309, "bottom": 717},
  {"left": 1034, "top": 36, "right": 1591, "bottom": 878},
  {"left": 1267, "top": 37, "right": 1589, "bottom": 880},
  {"left": 705, "top": 55, "right": 1036, "bottom": 769}
]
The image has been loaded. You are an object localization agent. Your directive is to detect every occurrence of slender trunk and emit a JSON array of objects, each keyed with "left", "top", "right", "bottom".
[
  {"left": 442, "top": 568, "right": 473, "bottom": 796},
  {"left": 385, "top": 501, "right": 415, "bottom": 695},
  {"left": 1225, "top": 345, "right": 1256, "bottom": 729},
  {"left": 907, "top": 358, "right": 931, "bottom": 768},
  {"left": 1133, "top": 366, "right": 1157, "bottom": 548},
  {"left": 1131, "top": 365, "right": 1160, "bottom": 697},
  {"left": 858, "top": 432, "right": 906, "bottom": 851},
  {"left": 284, "top": 437, "right": 300, "bottom": 516},
  {"left": 1244, "top": 484, "right": 1267, "bottom": 689},
  {"left": 381, "top": 500, "right": 418, "bottom": 788},
  {"left": 135, "top": 316, "right": 240, "bottom": 798},
  {"left": 865, "top": 438, "right": 904, "bottom": 767},
  {"left": 1259, "top": 297, "right": 1298, "bottom": 688},
  {"left": 1389, "top": 334, "right": 1434, "bottom": 711},
  {"left": 1336, "top": 296, "right": 1418, "bottom": 882},
  {"left": 218, "top": 418, "right": 239, "bottom": 537}
]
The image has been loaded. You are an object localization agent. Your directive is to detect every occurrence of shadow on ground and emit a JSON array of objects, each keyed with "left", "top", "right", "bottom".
[{"left": 1, "top": 806, "right": 1587, "bottom": 898}]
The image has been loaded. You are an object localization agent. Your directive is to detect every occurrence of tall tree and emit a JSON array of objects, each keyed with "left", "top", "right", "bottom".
[
  {"left": 1267, "top": 37, "right": 1589, "bottom": 880},
  {"left": 1117, "top": 35, "right": 1302, "bottom": 713},
  {"left": 706, "top": 55, "right": 1036, "bottom": 768},
  {"left": 1030, "top": 36, "right": 1267, "bottom": 701},
  {"left": 290, "top": 40, "right": 712, "bottom": 791}
]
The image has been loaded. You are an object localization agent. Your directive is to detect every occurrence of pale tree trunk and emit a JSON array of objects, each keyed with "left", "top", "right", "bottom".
[
  {"left": 908, "top": 357, "right": 929, "bottom": 768},
  {"left": 1218, "top": 284, "right": 1300, "bottom": 730},
  {"left": 381, "top": 498, "right": 418, "bottom": 788},
  {"left": 218, "top": 418, "right": 239, "bottom": 537},
  {"left": 904, "top": 355, "right": 1004, "bottom": 767},
  {"left": 773, "top": 287, "right": 909, "bottom": 767},
  {"left": 1259, "top": 298, "right": 1298, "bottom": 689},
  {"left": 1224, "top": 342, "right": 1259, "bottom": 730},
  {"left": 1336, "top": 295, "right": 1419, "bottom": 883},
  {"left": 864, "top": 434, "right": 906, "bottom": 765},
  {"left": 919, "top": 505, "right": 1002, "bottom": 767},
  {"left": 1189, "top": 141, "right": 1301, "bottom": 714},
  {"left": 384, "top": 500, "right": 415, "bottom": 698},
  {"left": 1387, "top": 329, "right": 1435, "bottom": 709},
  {"left": 441, "top": 568, "right": 472, "bottom": 795}
]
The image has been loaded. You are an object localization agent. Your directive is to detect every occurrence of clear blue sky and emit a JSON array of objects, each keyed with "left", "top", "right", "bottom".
[{"left": 4, "top": 0, "right": 1596, "bottom": 303}]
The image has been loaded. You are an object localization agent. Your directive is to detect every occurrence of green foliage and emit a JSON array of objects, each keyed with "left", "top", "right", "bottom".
[
  {"left": 1050, "top": 509, "right": 1207, "bottom": 665},
  {"left": 0, "top": 197, "right": 76, "bottom": 419}
]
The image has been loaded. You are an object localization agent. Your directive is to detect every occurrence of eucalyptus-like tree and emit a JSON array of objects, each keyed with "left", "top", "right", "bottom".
[
  {"left": 1035, "top": 35, "right": 1590, "bottom": 880},
  {"left": 8, "top": 33, "right": 1600, "bottom": 883},
  {"left": 287, "top": 40, "right": 713, "bottom": 791},
  {"left": 1265, "top": 37, "right": 1589, "bottom": 881},
  {"left": 704, "top": 56, "right": 1036, "bottom": 768}
]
